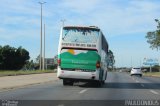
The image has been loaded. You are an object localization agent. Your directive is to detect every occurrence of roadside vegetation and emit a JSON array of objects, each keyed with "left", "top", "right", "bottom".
[
  {"left": 143, "top": 72, "right": 160, "bottom": 77},
  {"left": 145, "top": 19, "right": 160, "bottom": 78},
  {"left": 146, "top": 19, "right": 160, "bottom": 50},
  {"left": 0, "top": 45, "right": 30, "bottom": 70},
  {"left": 0, "top": 45, "right": 58, "bottom": 77},
  {"left": 0, "top": 70, "right": 56, "bottom": 77}
]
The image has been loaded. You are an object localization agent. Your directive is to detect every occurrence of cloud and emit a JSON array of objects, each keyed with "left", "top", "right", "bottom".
[
  {"left": 34, "top": 0, "right": 159, "bottom": 38},
  {"left": 1, "top": 0, "right": 159, "bottom": 42},
  {"left": 85, "top": 0, "right": 160, "bottom": 37},
  {"left": 60, "top": 0, "right": 101, "bottom": 14},
  {"left": 0, "top": 0, "right": 160, "bottom": 62}
]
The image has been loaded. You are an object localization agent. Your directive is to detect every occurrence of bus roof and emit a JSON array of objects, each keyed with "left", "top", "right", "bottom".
[{"left": 63, "top": 26, "right": 100, "bottom": 30}]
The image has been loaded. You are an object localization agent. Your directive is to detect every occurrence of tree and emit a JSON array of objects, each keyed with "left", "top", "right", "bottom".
[
  {"left": 0, "top": 45, "right": 30, "bottom": 70},
  {"left": 146, "top": 19, "right": 160, "bottom": 50},
  {"left": 0, "top": 46, "right": 3, "bottom": 68},
  {"left": 1, "top": 45, "right": 16, "bottom": 70},
  {"left": 107, "top": 50, "right": 115, "bottom": 69},
  {"left": 22, "top": 60, "right": 35, "bottom": 70},
  {"left": 15, "top": 46, "right": 30, "bottom": 70},
  {"left": 34, "top": 55, "right": 40, "bottom": 69}
]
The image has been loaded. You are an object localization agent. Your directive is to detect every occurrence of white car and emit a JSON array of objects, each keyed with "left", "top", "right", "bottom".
[{"left": 130, "top": 68, "right": 142, "bottom": 77}]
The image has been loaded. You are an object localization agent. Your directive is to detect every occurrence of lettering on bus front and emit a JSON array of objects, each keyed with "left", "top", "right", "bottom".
[{"left": 62, "top": 43, "right": 96, "bottom": 48}]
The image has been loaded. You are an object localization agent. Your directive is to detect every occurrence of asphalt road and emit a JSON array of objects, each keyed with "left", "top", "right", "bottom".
[{"left": 0, "top": 72, "right": 160, "bottom": 106}]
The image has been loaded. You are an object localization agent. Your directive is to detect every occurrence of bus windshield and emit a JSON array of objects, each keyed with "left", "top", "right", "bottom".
[{"left": 62, "top": 27, "right": 99, "bottom": 43}]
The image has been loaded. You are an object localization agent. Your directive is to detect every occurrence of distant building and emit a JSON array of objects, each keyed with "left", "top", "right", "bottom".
[{"left": 45, "top": 58, "right": 54, "bottom": 69}]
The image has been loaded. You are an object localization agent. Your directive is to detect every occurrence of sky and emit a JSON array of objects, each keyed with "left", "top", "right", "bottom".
[{"left": 0, "top": 0, "right": 160, "bottom": 67}]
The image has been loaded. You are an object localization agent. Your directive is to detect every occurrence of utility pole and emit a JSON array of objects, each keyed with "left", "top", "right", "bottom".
[
  {"left": 39, "top": 1, "right": 46, "bottom": 70},
  {"left": 43, "top": 24, "right": 45, "bottom": 70}
]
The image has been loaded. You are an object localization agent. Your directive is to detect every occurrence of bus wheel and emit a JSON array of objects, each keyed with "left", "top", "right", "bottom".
[
  {"left": 102, "top": 80, "right": 105, "bottom": 84},
  {"left": 69, "top": 80, "right": 74, "bottom": 86},
  {"left": 63, "top": 79, "right": 68, "bottom": 85},
  {"left": 95, "top": 81, "right": 102, "bottom": 87},
  {"left": 63, "top": 79, "right": 73, "bottom": 86}
]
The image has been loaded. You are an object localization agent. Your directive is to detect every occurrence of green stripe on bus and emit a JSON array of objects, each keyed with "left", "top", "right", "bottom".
[{"left": 60, "top": 51, "right": 100, "bottom": 70}]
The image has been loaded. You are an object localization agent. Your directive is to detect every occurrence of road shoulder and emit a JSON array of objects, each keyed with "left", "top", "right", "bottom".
[{"left": 0, "top": 73, "right": 58, "bottom": 91}]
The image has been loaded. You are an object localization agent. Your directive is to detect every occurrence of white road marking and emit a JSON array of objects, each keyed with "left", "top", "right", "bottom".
[
  {"left": 150, "top": 90, "right": 159, "bottom": 95},
  {"left": 79, "top": 89, "right": 88, "bottom": 94},
  {"left": 57, "top": 104, "right": 64, "bottom": 106},
  {"left": 141, "top": 84, "right": 144, "bottom": 87}
]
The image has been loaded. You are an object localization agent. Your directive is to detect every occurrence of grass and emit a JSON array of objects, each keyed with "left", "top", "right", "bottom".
[
  {"left": 0, "top": 70, "right": 57, "bottom": 77},
  {"left": 143, "top": 72, "right": 160, "bottom": 77}
]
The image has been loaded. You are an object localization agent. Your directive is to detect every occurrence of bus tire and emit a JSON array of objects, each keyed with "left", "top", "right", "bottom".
[
  {"left": 69, "top": 80, "right": 74, "bottom": 86},
  {"left": 63, "top": 79, "right": 68, "bottom": 86},
  {"left": 95, "top": 81, "right": 102, "bottom": 87},
  {"left": 63, "top": 79, "right": 73, "bottom": 86},
  {"left": 102, "top": 80, "right": 105, "bottom": 84},
  {"left": 105, "top": 72, "right": 107, "bottom": 80}
]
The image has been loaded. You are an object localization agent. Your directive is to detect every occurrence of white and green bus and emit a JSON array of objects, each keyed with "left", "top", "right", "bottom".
[{"left": 57, "top": 26, "right": 109, "bottom": 86}]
